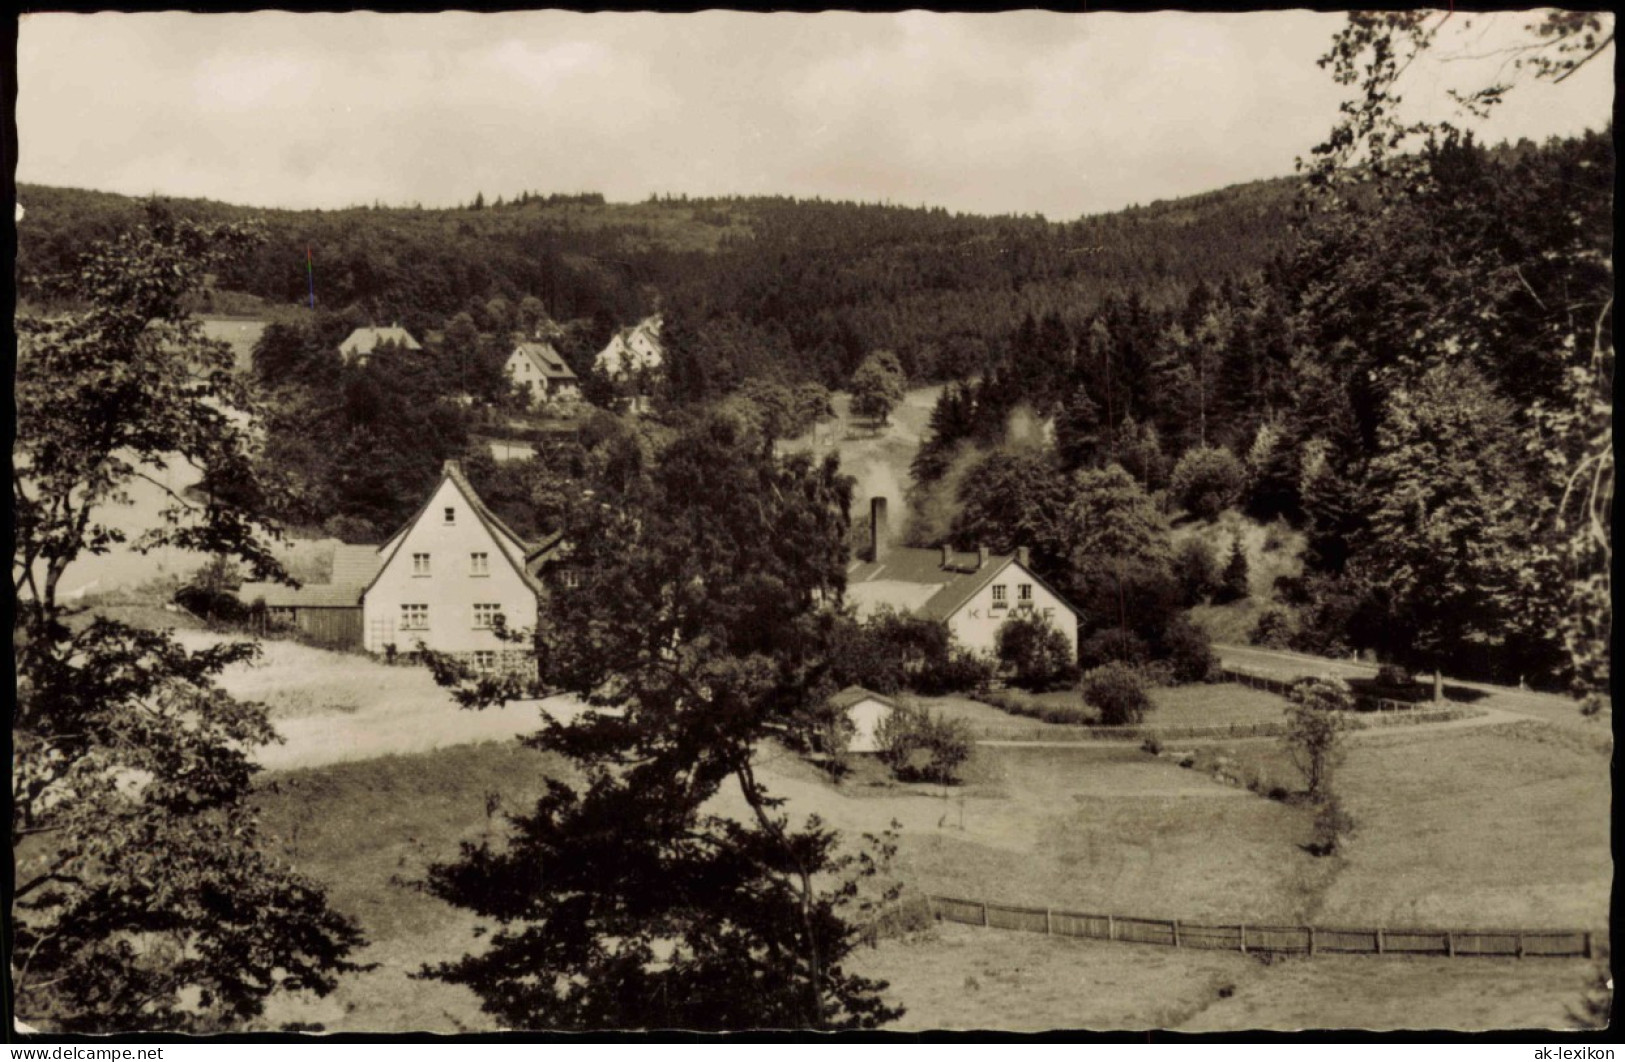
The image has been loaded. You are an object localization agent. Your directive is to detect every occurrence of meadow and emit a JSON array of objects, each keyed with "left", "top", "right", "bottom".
[{"left": 242, "top": 652, "right": 1610, "bottom": 1032}]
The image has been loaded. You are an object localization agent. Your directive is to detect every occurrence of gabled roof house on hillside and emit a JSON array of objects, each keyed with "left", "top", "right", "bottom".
[
  {"left": 504, "top": 339, "right": 579, "bottom": 402},
  {"left": 239, "top": 462, "right": 560, "bottom": 674},
  {"left": 594, "top": 315, "right": 663, "bottom": 413},
  {"left": 338, "top": 325, "right": 422, "bottom": 366},
  {"left": 846, "top": 497, "right": 1081, "bottom": 659}
]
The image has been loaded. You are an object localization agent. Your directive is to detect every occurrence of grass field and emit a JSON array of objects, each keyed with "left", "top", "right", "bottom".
[
  {"left": 222, "top": 628, "right": 1608, "bottom": 1033},
  {"left": 972, "top": 683, "right": 1292, "bottom": 730},
  {"left": 854, "top": 924, "right": 1600, "bottom": 1032},
  {"left": 248, "top": 725, "right": 1607, "bottom": 1032}
]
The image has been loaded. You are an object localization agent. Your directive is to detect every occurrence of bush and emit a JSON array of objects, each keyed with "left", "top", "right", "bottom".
[
  {"left": 1307, "top": 795, "right": 1357, "bottom": 857},
  {"left": 172, "top": 584, "right": 249, "bottom": 625},
  {"left": 875, "top": 705, "right": 975, "bottom": 785},
  {"left": 1250, "top": 606, "right": 1296, "bottom": 649},
  {"left": 916, "top": 647, "right": 996, "bottom": 697},
  {"left": 1283, "top": 677, "right": 1353, "bottom": 800},
  {"left": 1170, "top": 446, "right": 1246, "bottom": 521},
  {"left": 978, "top": 688, "right": 1093, "bottom": 725},
  {"left": 1374, "top": 663, "right": 1413, "bottom": 688},
  {"left": 995, "top": 613, "right": 1078, "bottom": 691},
  {"left": 1079, "top": 627, "right": 1149, "bottom": 669},
  {"left": 1216, "top": 535, "right": 1250, "bottom": 604},
  {"left": 1081, "top": 662, "right": 1152, "bottom": 726},
  {"left": 1173, "top": 536, "right": 1219, "bottom": 606},
  {"left": 1161, "top": 614, "right": 1218, "bottom": 684}
]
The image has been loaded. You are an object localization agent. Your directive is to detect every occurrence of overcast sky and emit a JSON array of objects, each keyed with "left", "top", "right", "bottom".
[{"left": 17, "top": 10, "right": 1615, "bottom": 220}]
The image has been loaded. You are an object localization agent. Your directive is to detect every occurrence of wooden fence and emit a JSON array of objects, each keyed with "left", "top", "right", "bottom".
[
  {"left": 1219, "top": 666, "right": 1436, "bottom": 713},
  {"left": 921, "top": 894, "right": 1596, "bottom": 960},
  {"left": 966, "top": 704, "right": 1473, "bottom": 744}
]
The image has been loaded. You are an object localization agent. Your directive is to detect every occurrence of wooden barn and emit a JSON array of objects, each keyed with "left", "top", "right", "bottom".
[{"left": 238, "top": 544, "right": 381, "bottom": 648}]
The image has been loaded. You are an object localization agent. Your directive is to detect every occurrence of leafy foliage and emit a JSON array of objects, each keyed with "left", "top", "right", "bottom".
[
  {"left": 419, "top": 410, "right": 902, "bottom": 1030},
  {"left": 1282, "top": 677, "right": 1353, "bottom": 801},
  {"left": 1080, "top": 663, "right": 1153, "bottom": 726},
  {"left": 995, "top": 611, "right": 1078, "bottom": 692},
  {"left": 13, "top": 204, "right": 364, "bottom": 1032},
  {"left": 874, "top": 705, "right": 975, "bottom": 786}
]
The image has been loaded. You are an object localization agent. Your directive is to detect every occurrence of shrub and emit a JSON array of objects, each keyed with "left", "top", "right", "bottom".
[
  {"left": 995, "top": 613, "right": 1078, "bottom": 691},
  {"left": 1282, "top": 677, "right": 1353, "bottom": 800},
  {"left": 172, "top": 583, "right": 249, "bottom": 625},
  {"left": 1250, "top": 606, "right": 1296, "bottom": 649},
  {"left": 1079, "top": 627, "right": 1149, "bottom": 669},
  {"left": 1170, "top": 446, "right": 1247, "bottom": 521},
  {"left": 977, "top": 689, "right": 1093, "bottom": 725},
  {"left": 1374, "top": 663, "right": 1413, "bottom": 688},
  {"left": 1216, "top": 535, "right": 1250, "bottom": 603},
  {"left": 917, "top": 647, "right": 996, "bottom": 696},
  {"left": 1307, "top": 795, "right": 1357, "bottom": 857},
  {"left": 1161, "top": 614, "right": 1218, "bottom": 684},
  {"left": 1173, "top": 536, "right": 1219, "bottom": 606},
  {"left": 1081, "top": 662, "right": 1152, "bottom": 726},
  {"left": 875, "top": 705, "right": 975, "bottom": 785}
]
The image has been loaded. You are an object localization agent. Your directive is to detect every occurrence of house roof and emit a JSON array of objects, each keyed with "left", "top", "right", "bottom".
[
  {"left": 339, "top": 326, "right": 422, "bottom": 356},
  {"left": 594, "top": 315, "right": 663, "bottom": 377},
  {"left": 236, "top": 542, "right": 382, "bottom": 610},
  {"left": 846, "top": 546, "right": 1082, "bottom": 623},
  {"left": 512, "top": 341, "right": 578, "bottom": 381},
  {"left": 331, "top": 543, "right": 384, "bottom": 585},
  {"left": 362, "top": 461, "right": 545, "bottom": 600},
  {"left": 828, "top": 686, "right": 900, "bottom": 712}
]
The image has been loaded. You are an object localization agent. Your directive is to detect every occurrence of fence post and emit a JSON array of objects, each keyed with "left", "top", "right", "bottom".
[
  {"left": 1446, "top": 931, "right": 1455, "bottom": 958},
  {"left": 1516, "top": 932, "right": 1524, "bottom": 959},
  {"left": 981, "top": 901, "right": 989, "bottom": 928},
  {"left": 1045, "top": 907, "right": 1053, "bottom": 936},
  {"left": 1107, "top": 914, "right": 1116, "bottom": 941},
  {"left": 1376, "top": 928, "right": 1385, "bottom": 954},
  {"left": 1307, "top": 926, "right": 1316, "bottom": 956},
  {"left": 1584, "top": 932, "right": 1593, "bottom": 960},
  {"left": 1239, "top": 924, "right": 1247, "bottom": 954},
  {"left": 1171, "top": 919, "right": 1181, "bottom": 948}
]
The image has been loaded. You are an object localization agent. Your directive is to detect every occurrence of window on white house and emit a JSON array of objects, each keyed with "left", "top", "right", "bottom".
[
  {"left": 401, "top": 604, "right": 429, "bottom": 630},
  {"left": 470, "top": 552, "right": 489, "bottom": 576},
  {"left": 474, "top": 650, "right": 496, "bottom": 672},
  {"left": 992, "top": 584, "right": 1008, "bottom": 607},
  {"left": 413, "top": 552, "right": 431, "bottom": 576},
  {"left": 1018, "top": 583, "right": 1033, "bottom": 602},
  {"left": 559, "top": 568, "right": 581, "bottom": 590},
  {"left": 444, "top": 506, "right": 456, "bottom": 524},
  {"left": 473, "top": 603, "right": 503, "bottom": 629}
]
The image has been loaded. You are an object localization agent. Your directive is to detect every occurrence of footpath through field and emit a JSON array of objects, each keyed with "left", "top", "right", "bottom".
[{"left": 1214, "top": 644, "right": 1603, "bottom": 733}]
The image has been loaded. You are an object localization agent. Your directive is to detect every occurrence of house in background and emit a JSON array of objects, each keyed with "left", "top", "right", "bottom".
[
  {"left": 828, "top": 686, "right": 898, "bottom": 754},
  {"left": 845, "top": 497, "right": 1081, "bottom": 659},
  {"left": 338, "top": 324, "right": 423, "bottom": 366},
  {"left": 504, "top": 338, "right": 580, "bottom": 404},
  {"left": 237, "top": 544, "right": 381, "bottom": 647},
  {"left": 594, "top": 315, "right": 663, "bottom": 413},
  {"left": 358, "top": 460, "right": 545, "bottom": 675}
]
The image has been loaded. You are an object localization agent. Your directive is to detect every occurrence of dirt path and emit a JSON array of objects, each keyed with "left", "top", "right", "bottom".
[{"left": 1217, "top": 644, "right": 1606, "bottom": 734}]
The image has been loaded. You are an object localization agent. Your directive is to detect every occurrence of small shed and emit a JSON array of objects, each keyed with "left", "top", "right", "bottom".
[{"left": 828, "top": 686, "right": 899, "bottom": 754}]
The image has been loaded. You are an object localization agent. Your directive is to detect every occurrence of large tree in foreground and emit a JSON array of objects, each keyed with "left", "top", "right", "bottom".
[
  {"left": 420, "top": 409, "right": 902, "bottom": 1030},
  {"left": 13, "top": 204, "right": 365, "bottom": 1032}
]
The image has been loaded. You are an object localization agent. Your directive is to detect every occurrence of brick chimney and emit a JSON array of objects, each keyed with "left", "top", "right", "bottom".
[
  {"left": 1016, "top": 546, "right": 1031, "bottom": 568},
  {"left": 977, "top": 544, "right": 989, "bottom": 570},
  {"left": 870, "top": 497, "right": 889, "bottom": 563}
]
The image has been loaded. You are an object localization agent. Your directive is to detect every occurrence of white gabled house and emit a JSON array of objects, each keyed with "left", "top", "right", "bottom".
[
  {"left": 594, "top": 315, "right": 663, "bottom": 412},
  {"left": 358, "top": 460, "right": 546, "bottom": 674},
  {"left": 844, "top": 497, "right": 1081, "bottom": 659},
  {"left": 338, "top": 325, "right": 423, "bottom": 366},
  {"left": 504, "top": 339, "right": 580, "bottom": 404}
]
